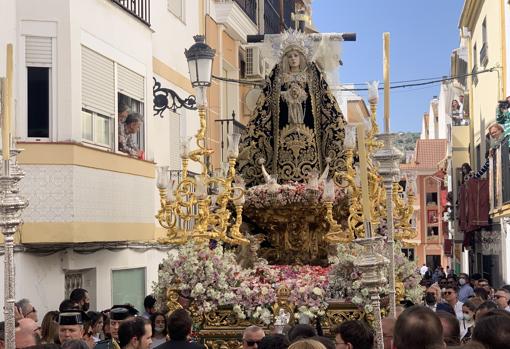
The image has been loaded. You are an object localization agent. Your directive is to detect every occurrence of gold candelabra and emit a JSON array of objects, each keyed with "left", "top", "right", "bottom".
[
  {"left": 331, "top": 98, "right": 415, "bottom": 242},
  {"left": 333, "top": 99, "right": 387, "bottom": 240},
  {"left": 156, "top": 106, "right": 249, "bottom": 246},
  {"left": 392, "top": 181, "right": 416, "bottom": 240}
]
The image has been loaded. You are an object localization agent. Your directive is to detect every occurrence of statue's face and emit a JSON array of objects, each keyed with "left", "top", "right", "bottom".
[{"left": 287, "top": 50, "right": 301, "bottom": 69}]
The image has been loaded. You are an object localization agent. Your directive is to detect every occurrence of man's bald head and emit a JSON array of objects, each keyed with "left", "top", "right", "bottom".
[
  {"left": 243, "top": 326, "right": 264, "bottom": 338},
  {"left": 15, "top": 328, "right": 36, "bottom": 349},
  {"left": 242, "top": 326, "right": 265, "bottom": 349},
  {"left": 393, "top": 306, "right": 444, "bottom": 349}
]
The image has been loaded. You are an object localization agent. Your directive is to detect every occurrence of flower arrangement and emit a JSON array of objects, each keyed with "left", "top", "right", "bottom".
[
  {"left": 328, "top": 240, "right": 423, "bottom": 313},
  {"left": 154, "top": 239, "right": 422, "bottom": 325},
  {"left": 153, "top": 242, "right": 242, "bottom": 314},
  {"left": 272, "top": 265, "right": 330, "bottom": 319},
  {"left": 154, "top": 242, "right": 330, "bottom": 324}
]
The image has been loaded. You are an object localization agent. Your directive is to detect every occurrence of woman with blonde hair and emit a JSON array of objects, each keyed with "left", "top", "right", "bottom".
[
  {"left": 288, "top": 339, "right": 326, "bottom": 349},
  {"left": 40, "top": 311, "right": 60, "bottom": 344}
]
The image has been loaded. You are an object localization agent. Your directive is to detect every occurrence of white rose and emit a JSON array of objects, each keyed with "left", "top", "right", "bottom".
[
  {"left": 312, "top": 287, "right": 323, "bottom": 296},
  {"left": 193, "top": 283, "right": 205, "bottom": 295}
]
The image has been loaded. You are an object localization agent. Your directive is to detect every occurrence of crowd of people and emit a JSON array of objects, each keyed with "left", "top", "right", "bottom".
[
  {"left": 3, "top": 275, "right": 510, "bottom": 349},
  {"left": 415, "top": 267, "right": 510, "bottom": 347}
]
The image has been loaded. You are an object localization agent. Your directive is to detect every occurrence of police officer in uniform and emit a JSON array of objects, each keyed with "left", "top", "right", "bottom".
[
  {"left": 96, "top": 305, "right": 139, "bottom": 349},
  {"left": 58, "top": 311, "right": 89, "bottom": 344}
]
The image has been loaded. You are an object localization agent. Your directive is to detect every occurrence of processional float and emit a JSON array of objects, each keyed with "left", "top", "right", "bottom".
[{"left": 154, "top": 26, "right": 418, "bottom": 349}]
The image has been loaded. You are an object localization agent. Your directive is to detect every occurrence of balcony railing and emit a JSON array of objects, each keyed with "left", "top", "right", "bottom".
[
  {"left": 491, "top": 139, "right": 510, "bottom": 210},
  {"left": 111, "top": 0, "right": 151, "bottom": 26},
  {"left": 234, "top": 0, "right": 257, "bottom": 24}
]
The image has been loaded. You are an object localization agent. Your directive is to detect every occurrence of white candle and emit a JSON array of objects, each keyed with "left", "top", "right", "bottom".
[
  {"left": 383, "top": 33, "right": 390, "bottom": 133},
  {"left": 324, "top": 179, "right": 335, "bottom": 201},
  {"left": 3, "top": 44, "right": 13, "bottom": 160},
  {"left": 357, "top": 123, "right": 371, "bottom": 236}
]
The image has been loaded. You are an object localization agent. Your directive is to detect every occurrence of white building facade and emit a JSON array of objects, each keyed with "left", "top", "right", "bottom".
[{"left": 0, "top": 0, "right": 303, "bottom": 318}]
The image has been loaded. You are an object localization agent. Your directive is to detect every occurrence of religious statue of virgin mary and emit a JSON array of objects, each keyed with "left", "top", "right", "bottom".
[{"left": 237, "top": 30, "right": 346, "bottom": 187}]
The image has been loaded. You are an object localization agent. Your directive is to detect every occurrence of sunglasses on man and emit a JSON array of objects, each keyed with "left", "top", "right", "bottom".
[{"left": 244, "top": 340, "right": 261, "bottom": 347}]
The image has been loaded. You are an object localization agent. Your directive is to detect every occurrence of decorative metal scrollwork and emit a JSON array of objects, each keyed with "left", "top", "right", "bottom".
[{"left": 153, "top": 77, "right": 197, "bottom": 117}]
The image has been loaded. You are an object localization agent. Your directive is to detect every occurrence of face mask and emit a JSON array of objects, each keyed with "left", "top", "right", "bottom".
[
  {"left": 155, "top": 326, "right": 165, "bottom": 333},
  {"left": 425, "top": 293, "right": 436, "bottom": 305},
  {"left": 83, "top": 303, "right": 90, "bottom": 312},
  {"left": 463, "top": 314, "right": 473, "bottom": 321},
  {"left": 459, "top": 279, "right": 466, "bottom": 286}
]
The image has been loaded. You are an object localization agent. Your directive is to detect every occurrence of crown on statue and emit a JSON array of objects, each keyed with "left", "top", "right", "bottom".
[{"left": 276, "top": 29, "right": 313, "bottom": 61}]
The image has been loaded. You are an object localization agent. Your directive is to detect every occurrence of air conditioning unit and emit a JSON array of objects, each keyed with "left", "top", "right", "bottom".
[{"left": 245, "top": 46, "right": 265, "bottom": 80}]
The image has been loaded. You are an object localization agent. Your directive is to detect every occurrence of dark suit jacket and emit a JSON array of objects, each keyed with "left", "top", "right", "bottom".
[{"left": 155, "top": 340, "right": 206, "bottom": 349}]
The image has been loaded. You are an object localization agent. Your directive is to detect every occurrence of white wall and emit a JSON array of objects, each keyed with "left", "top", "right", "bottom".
[
  {"left": 0, "top": 252, "right": 64, "bottom": 321},
  {"left": 428, "top": 99, "right": 439, "bottom": 140},
  {"left": 0, "top": 0, "right": 16, "bottom": 77},
  {"left": 151, "top": 0, "right": 200, "bottom": 78},
  {"left": 501, "top": 218, "right": 510, "bottom": 284},
  {"left": 62, "top": 247, "right": 172, "bottom": 311},
  {"left": 507, "top": 2, "right": 510, "bottom": 97},
  {"left": 151, "top": 74, "right": 201, "bottom": 174},
  {"left": 0, "top": 0, "right": 16, "bottom": 144},
  {"left": 0, "top": 248, "right": 174, "bottom": 321},
  {"left": 437, "top": 83, "right": 450, "bottom": 140}
]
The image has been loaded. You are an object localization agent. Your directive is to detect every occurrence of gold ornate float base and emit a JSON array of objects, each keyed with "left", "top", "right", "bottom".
[
  {"left": 200, "top": 302, "right": 364, "bottom": 349},
  {"left": 244, "top": 201, "right": 348, "bottom": 266}
]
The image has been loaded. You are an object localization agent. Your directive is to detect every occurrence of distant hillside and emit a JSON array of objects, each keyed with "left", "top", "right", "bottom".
[{"left": 394, "top": 132, "right": 420, "bottom": 153}]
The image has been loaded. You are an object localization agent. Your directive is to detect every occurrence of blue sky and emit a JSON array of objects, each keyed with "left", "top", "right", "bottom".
[{"left": 312, "top": 0, "right": 464, "bottom": 132}]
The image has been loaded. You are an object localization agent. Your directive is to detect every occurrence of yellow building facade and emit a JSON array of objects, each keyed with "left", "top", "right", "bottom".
[
  {"left": 455, "top": 0, "right": 510, "bottom": 283},
  {"left": 459, "top": 0, "right": 506, "bottom": 167}
]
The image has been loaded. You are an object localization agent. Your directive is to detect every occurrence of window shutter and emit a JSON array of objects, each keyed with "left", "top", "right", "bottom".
[
  {"left": 26, "top": 36, "right": 52, "bottom": 67},
  {"left": 118, "top": 65, "right": 145, "bottom": 101},
  {"left": 81, "top": 46, "right": 115, "bottom": 116}
]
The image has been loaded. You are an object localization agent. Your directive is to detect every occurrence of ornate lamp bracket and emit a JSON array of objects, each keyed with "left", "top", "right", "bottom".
[{"left": 153, "top": 77, "right": 197, "bottom": 117}]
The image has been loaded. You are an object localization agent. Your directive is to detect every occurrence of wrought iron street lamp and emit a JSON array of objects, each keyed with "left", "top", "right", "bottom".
[
  {"left": 152, "top": 35, "right": 215, "bottom": 117},
  {"left": 184, "top": 35, "right": 215, "bottom": 108},
  {"left": 185, "top": 35, "right": 215, "bottom": 88}
]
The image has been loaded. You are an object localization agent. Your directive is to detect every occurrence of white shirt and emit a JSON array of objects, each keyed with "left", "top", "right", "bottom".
[
  {"left": 453, "top": 301, "right": 464, "bottom": 321},
  {"left": 420, "top": 265, "right": 428, "bottom": 275},
  {"left": 151, "top": 337, "right": 167, "bottom": 348},
  {"left": 460, "top": 319, "right": 474, "bottom": 339}
]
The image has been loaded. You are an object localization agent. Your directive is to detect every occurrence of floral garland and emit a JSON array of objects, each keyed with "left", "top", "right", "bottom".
[
  {"left": 244, "top": 181, "right": 345, "bottom": 209},
  {"left": 154, "top": 240, "right": 422, "bottom": 325}
]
